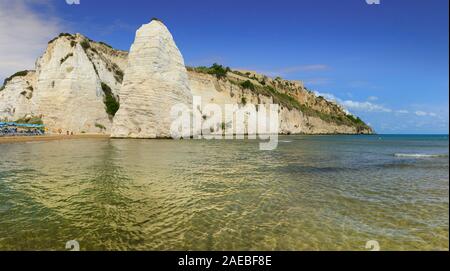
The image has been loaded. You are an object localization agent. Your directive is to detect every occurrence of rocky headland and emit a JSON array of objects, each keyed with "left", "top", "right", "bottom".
[{"left": 0, "top": 19, "right": 373, "bottom": 137}]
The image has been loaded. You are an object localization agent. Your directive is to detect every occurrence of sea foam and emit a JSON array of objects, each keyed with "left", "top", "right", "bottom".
[{"left": 394, "top": 153, "right": 448, "bottom": 158}]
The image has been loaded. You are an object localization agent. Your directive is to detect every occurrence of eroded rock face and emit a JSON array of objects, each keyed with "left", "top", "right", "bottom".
[
  {"left": 33, "top": 36, "right": 110, "bottom": 134},
  {"left": 0, "top": 33, "right": 127, "bottom": 134},
  {"left": 0, "top": 22, "right": 372, "bottom": 136},
  {"left": 188, "top": 71, "right": 373, "bottom": 135},
  {"left": 111, "top": 20, "right": 193, "bottom": 138},
  {"left": 0, "top": 71, "right": 36, "bottom": 121}
]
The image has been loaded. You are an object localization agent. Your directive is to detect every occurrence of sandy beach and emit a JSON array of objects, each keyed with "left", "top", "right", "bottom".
[{"left": 0, "top": 134, "right": 110, "bottom": 144}]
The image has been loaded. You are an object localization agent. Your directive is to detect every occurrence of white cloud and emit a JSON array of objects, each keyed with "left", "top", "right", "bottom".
[
  {"left": 313, "top": 91, "right": 445, "bottom": 133},
  {"left": 314, "top": 91, "right": 337, "bottom": 101},
  {"left": 0, "top": 0, "right": 64, "bottom": 81},
  {"left": 415, "top": 111, "right": 427, "bottom": 116},
  {"left": 340, "top": 100, "right": 392, "bottom": 113},
  {"left": 314, "top": 91, "right": 391, "bottom": 113},
  {"left": 368, "top": 96, "right": 378, "bottom": 101},
  {"left": 415, "top": 111, "right": 438, "bottom": 117},
  {"left": 310, "top": 92, "right": 447, "bottom": 134}
]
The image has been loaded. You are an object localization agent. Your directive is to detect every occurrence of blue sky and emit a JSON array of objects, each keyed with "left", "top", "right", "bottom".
[{"left": 0, "top": 0, "right": 448, "bottom": 134}]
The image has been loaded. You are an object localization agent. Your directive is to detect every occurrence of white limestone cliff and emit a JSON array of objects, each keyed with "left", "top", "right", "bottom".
[
  {"left": 187, "top": 70, "right": 373, "bottom": 135},
  {"left": 0, "top": 71, "right": 35, "bottom": 121},
  {"left": 33, "top": 35, "right": 108, "bottom": 134},
  {"left": 111, "top": 20, "right": 193, "bottom": 138},
  {"left": 0, "top": 21, "right": 372, "bottom": 136},
  {"left": 0, "top": 33, "right": 127, "bottom": 134}
]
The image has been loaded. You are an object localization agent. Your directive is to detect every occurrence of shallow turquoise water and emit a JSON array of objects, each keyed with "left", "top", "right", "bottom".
[{"left": 0, "top": 135, "right": 448, "bottom": 250}]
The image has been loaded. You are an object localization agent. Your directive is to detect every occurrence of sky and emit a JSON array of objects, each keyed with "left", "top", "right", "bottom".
[{"left": 0, "top": 0, "right": 448, "bottom": 134}]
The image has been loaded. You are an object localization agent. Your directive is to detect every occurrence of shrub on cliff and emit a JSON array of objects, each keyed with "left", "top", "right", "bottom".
[
  {"left": 1, "top": 70, "right": 30, "bottom": 91},
  {"left": 240, "top": 80, "right": 255, "bottom": 91},
  {"left": 95, "top": 123, "right": 107, "bottom": 130},
  {"left": 48, "top": 33, "right": 73, "bottom": 44},
  {"left": 346, "top": 115, "right": 365, "bottom": 126},
  {"left": 60, "top": 53, "right": 74, "bottom": 64},
  {"left": 99, "top": 41, "right": 113, "bottom": 49},
  {"left": 208, "top": 63, "right": 229, "bottom": 79},
  {"left": 114, "top": 69, "right": 124, "bottom": 83},
  {"left": 151, "top": 17, "right": 164, "bottom": 23},
  {"left": 80, "top": 40, "right": 90, "bottom": 51},
  {"left": 15, "top": 116, "right": 44, "bottom": 125},
  {"left": 101, "top": 82, "right": 120, "bottom": 117},
  {"left": 190, "top": 63, "right": 230, "bottom": 79}
]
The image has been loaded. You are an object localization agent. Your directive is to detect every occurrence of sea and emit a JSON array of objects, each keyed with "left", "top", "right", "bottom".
[{"left": 0, "top": 135, "right": 448, "bottom": 250}]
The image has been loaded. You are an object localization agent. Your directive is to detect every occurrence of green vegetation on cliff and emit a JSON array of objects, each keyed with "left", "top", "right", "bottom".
[
  {"left": 0, "top": 70, "right": 31, "bottom": 92},
  {"left": 48, "top": 33, "right": 74, "bottom": 44},
  {"left": 240, "top": 80, "right": 256, "bottom": 91},
  {"left": 101, "top": 82, "right": 120, "bottom": 117},
  {"left": 15, "top": 116, "right": 44, "bottom": 125},
  {"left": 60, "top": 53, "right": 74, "bottom": 64},
  {"left": 95, "top": 123, "right": 107, "bottom": 130},
  {"left": 187, "top": 63, "right": 230, "bottom": 79},
  {"left": 80, "top": 40, "right": 90, "bottom": 51},
  {"left": 191, "top": 64, "right": 371, "bottom": 132},
  {"left": 257, "top": 84, "right": 369, "bottom": 130}
]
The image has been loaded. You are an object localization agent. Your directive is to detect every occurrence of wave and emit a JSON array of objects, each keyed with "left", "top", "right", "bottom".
[{"left": 394, "top": 153, "right": 448, "bottom": 158}]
